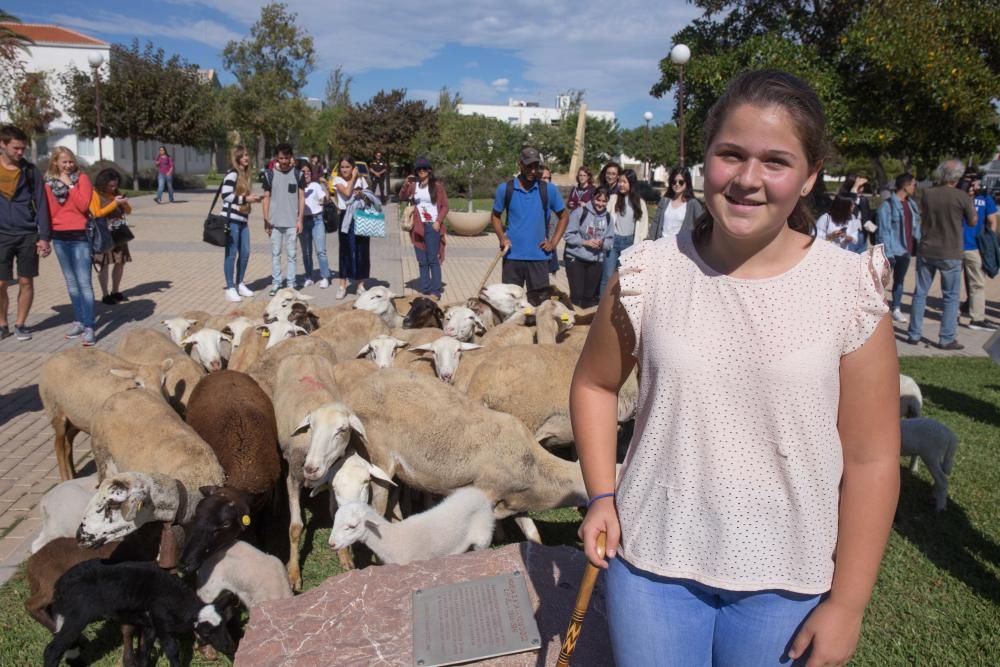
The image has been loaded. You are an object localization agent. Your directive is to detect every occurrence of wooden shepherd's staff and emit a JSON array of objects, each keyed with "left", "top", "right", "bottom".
[
  {"left": 555, "top": 532, "right": 606, "bottom": 667},
  {"left": 476, "top": 246, "right": 508, "bottom": 295}
]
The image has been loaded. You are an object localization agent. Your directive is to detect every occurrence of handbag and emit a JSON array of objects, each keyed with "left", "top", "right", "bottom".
[
  {"left": 977, "top": 223, "right": 1000, "bottom": 279},
  {"left": 203, "top": 182, "right": 230, "bottom": 247},
  {"left": 353, "top": 208, "right": 386, "bottom": 238},
  {"left": 110, "top": 219, "right": 134, "bottom": 245},
  {"left": 400, "top": 204, "right": 415, "bottom": 232},
  {"left": 86, "top": 216, "right": 113, "bottom": 255},
  {"left": 323, "top": 202, "right": 339, "bottom": 234}
]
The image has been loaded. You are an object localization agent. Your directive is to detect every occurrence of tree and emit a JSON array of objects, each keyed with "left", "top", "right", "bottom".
[
  {"left": 9, "top": 71, "right": 59, "bottom": 161},
  {"left": 337, "top": 89, "right": 437, "bottom": 169},
  {"left": 324, "top": 66, "right": 352, "bottom": 108},
  {"left": 61, "top": 40, "right": 215, "bottom": 188},
  {"left": 620, "top": 123, "right": 680, "bottom": 174},
  {"left": 437, "top": 86, "right": 462, "bottom": 113},
  {"left": 222, "top": 2, "right": 315, "bottom": 165},
  {"left": 425, "top": 112, "right": 522, "bottom": 206},
  {"left": 0, "top": 10, "right": 32, "bottom": 122},
  {"left": 651, "top": 0, "right": 1000, "bottom": 184}
]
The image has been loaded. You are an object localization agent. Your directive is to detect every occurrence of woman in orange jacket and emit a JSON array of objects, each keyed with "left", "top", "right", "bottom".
[
  {"left": 90, "top": 168, "right": 132, "bottom": 305},
  {"left": 44, "top": 147, "right": 96, "bottom": 345}
]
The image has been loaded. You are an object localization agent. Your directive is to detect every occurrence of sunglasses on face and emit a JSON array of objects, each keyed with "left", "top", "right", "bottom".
[{"left": 673, "top": 179, "right": 686, "bottom": 186}]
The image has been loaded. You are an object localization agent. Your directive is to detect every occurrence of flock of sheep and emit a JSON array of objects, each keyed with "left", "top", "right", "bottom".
[
  {"left": 27, "top": 283, "right": 629, "bottom": 666},
  {"left": 20, "top": 280, "right": 959, "bottom": 666}
]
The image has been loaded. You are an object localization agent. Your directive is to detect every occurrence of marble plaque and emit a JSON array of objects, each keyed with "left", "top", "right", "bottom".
[{"left": 412, "top": 571, "right": 542, "bottom": 667}]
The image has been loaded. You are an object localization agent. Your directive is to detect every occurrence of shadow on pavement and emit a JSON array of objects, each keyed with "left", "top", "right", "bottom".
[
  {"left": 0, "top": 384, "right": 42, "bottom": 426},
  {"left": 95, "top": 299, "right": 156, "bottom": 339}
]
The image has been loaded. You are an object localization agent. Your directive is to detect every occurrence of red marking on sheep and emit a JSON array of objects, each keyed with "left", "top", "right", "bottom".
[{"left": 299, "top": 375, "right": 326, "bottom": 391}]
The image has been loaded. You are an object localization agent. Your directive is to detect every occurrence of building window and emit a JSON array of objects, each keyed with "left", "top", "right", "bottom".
[
  {"left": 143, "top": 142, "right": 151, "bottom": 161},
  {"left": 78, "top": 138, "right": 94, "bottom": 157},
  {"left": 529, "top": 118, "right": 541, "bottom": 125},
  {"left": 507, "top": 117, "right": 518, "bottom": 124}
]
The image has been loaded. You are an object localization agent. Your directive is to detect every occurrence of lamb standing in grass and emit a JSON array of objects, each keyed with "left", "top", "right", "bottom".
[
  {"left": 330, "top": 487, "right": 495, "bottom": 565},
  {"left": 900, "top": 417, "right": 959, "bottom": 511},
  {"left": 900, "top": 373, "right": 923, "bottom": 419}
]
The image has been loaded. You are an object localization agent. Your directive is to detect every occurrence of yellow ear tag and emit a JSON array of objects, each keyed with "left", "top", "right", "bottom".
[
  {"left": 136, "top": 500, "right": 142, "bottom": 513},
  {"left": 260, "top": 329, "right": 270, "bottom": 338},
  {"left": 560, "top": 313, "right": 570, "bottom": 322},
  {"left": 241, "top": 515, "right": 251, "bottom": 527},
  {"left": 524, "top": 307, "right": 534, "bottom": 316},
  {"left": 550, "top": 295, "right": 559, "bottom": 301}
]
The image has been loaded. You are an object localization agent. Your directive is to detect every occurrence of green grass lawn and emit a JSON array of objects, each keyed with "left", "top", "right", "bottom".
[{"left": 1, "top": 357, "right": 996, "bottom": 665}]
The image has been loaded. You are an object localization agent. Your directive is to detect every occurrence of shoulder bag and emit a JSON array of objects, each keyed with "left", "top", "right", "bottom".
[
  {"left": 86, "top": 216, "right": 113, "bottom": 255},
  {"left": 203, "top": 182, "right": 230, "bottom": 247},
  {"left": 353, "top": 207, "right": 386, "bottom": 238}
]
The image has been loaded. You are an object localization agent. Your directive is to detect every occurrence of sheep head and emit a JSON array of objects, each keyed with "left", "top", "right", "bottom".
[
  {"left": 357, "top": 335, "right": 408, "bottom": 369},
  {"left": 299, "top": 403, "right": 368, "bottom": 482},
  {"left": 403, "top": 297, "right": 444, "bottom": 329},
  {"left": 479, "top": 284, "right": 530, "bottom": 319},
  {"left": 77, "top": 473, "right": 155, "bottom": 548},
  {"left": 255, "top": 321, "right": 308, "bottom": 350},
  {"left": 220, "top": 316, "right": 259, "bottom": 348},
  {"left": 194, "top": 590, "right": 240, "bottom": 659},
  {"left": 161, "top": 317, "right": 198, "bottom": 345},
  {"left": 264, "top": 288, "right": 313, "bottom": 323},
  {"left": 411, "top": 336, "right": 482, "bottom": 384},
  {"left": 443, "top": 306, "right": 486, "bottom": 341},
  {"left": 179, "top": 486, "right": 252, "bottom": 575},
  {"left": 181, "top": 328, "right": 233, "bottom": 372},
  {"left": 329, "top": 502, "right": 379, "bottom": 550},
  {"left": 353, "top": 286, "right": 400, "bottom": 327}
]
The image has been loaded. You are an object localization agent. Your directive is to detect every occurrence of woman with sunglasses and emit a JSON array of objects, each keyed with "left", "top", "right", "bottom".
[
  {"left": 650, "top": 166, "right": 704, "bottom": 240},
  {"left": 399, "top": 157, "right": 449, "bottom": 299}
]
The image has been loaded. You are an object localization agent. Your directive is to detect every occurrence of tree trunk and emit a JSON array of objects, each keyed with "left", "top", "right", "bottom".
[
  {"left": 869, "top": 153, "right": 888, "bottom": 192},
  {"left": 256, "top": 132, "right": 265, "bottom": 170},
  {"left": 130, "top": 134, "right": 139, "bottom": 191},
  {"left": 29, "top": 137, "right": 38, "bottom": 163},
  {"left": 209, "top": 138, "right": 218, "bottom": 175}
]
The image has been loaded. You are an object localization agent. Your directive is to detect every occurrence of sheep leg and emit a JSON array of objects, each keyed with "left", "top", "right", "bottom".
[
  {"left": 43, "top": 617, "right": 88, "bottom": 667},
  {"left": 24, "top": 593, "right": 56, "bottom": 632},
  {"left": 513, "top": 515, "right": 543, "bottom": 544},
  {"left": 51, "top": 415, "right": 75, "bottom": 481},
  {"left": 922, "top": 456, "right": 950, "bottom": 512},
  {"left": 120, "top": 624, "right": 138, "bottom": 667},
  {"left": 909, "top": 455, "right": 919, "bottom": 473},
  {"left": 285, "top": 474, "right": 304, "bottom": 592}
]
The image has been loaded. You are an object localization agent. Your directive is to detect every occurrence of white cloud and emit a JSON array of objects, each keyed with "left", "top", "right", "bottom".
[
  {"left": 49, "top": 12, "right": 241, "bottom": 49},
  {"left": 490, "top": 77, "right": 510, "bottom": 92},
  {"left": 163, "top": 0, "right": 699, "bottom": 114}
]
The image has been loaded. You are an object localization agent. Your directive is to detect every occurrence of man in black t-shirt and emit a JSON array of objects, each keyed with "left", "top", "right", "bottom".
[{"left": 370, "top": 151, "right": 388, "bottom": 203}]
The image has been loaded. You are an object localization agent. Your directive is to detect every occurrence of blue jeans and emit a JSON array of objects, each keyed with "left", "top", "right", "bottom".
[
  {"left": 52, "top": 239, "right": 96, "bottom": 329},
  {"left": 224, "top": 221, "right": 250, "bottom": 289},
  {"left": 155, "top": 173, "right": 174, "bottom": 202},
  {"left": 600, "top": 234, "right": 634, "bottom": 295},
  {"left": 907, "top": 257, "right": 962, "bottom": 345},
  {"left": 271, "top": 227, "right": 297, "bottom": 287},
  {"left": 414, "top": 223, "right": 442, "bottom": 296},
  {"left": 299, "top": 214, "right": 330, "bottom": 280},
  {"left": 607, "top": 556, "right": 823, "bottom": 666},
  {"left": 889, "top": 254, "right": 910, "bottom": 312}
]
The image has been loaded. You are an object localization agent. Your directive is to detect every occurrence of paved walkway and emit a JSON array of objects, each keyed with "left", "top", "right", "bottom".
[{"left": 0, "top": 191, "right": 995, "bottom": 583}]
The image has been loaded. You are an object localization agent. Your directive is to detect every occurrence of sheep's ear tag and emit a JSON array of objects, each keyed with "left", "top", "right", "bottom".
[
  {"left": 524, "top": 307, "right": 534, "bottom": 315},
  {"left": 260, "top": 329, "right": 270, "bottom": 338},
  {"left": 241, "top": 514, "right": 251, "bottom": 527},
  {"left": 549, "top": 296, "right": 559, "bottom": 301},
  {"left": 560, "top": 313, "right": 570, "bottom": 322},
  {"left": 136, "top": 500, "right": 142, "bottom": 513}
]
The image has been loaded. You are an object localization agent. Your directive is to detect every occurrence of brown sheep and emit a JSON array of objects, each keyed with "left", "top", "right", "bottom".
[{"left": 184, "top": 371, "right": 281, "bottom": 502}]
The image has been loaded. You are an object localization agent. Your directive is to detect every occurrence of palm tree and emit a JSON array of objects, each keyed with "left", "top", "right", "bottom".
[{"left": 0, "top": 11, "right": 34, "bottom": 64}]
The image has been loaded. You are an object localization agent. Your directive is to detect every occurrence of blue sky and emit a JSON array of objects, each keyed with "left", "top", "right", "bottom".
[{"left": 6, "top": 0, "right": 701, "bottom": 129}]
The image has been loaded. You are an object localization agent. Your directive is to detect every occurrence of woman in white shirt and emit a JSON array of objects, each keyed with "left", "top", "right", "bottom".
[
  {"left": 815, "top": 194, "right": 861, "bottom": 250},
  {"left": 651, "top": 166, "right": 705, "bottom": 239},
  {"left": 299, "top": 163, "right": 331, "bottom": 288},
  {"left": 330, "top": 156, "right": 370, "bottom": 299},
  {"left": 398, "top": 157, "right": 449, "bottom": 299},
  {"left": 601, "top": 169, "right": 649, "bottom": 295}
]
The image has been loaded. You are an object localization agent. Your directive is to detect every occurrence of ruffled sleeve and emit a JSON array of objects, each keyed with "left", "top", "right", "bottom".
[
  {"left": 842, "top": 244, "right": 891, "bottom": 355},
  {"left": 617, "top": 240, "right": 654, "bottom": 358}
]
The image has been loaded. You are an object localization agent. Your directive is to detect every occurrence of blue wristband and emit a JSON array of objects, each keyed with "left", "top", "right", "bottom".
[{"left": 587, "top": 492, "right": 616, "bottom": 508}]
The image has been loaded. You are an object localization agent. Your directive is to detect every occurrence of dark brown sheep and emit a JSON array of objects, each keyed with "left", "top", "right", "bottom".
[{"left": 184, "top": 371, "right": 281, "bottom": 501}]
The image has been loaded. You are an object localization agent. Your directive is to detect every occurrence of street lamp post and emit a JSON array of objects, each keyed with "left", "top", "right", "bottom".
[
  {"left": 670, "top": 44, "right": 691, "bottom": 167},
  {"left": 87, "top": 52, "right": 104, "bottom": 162},
  {"left": 643, "top": 111, "right": 653, "bottom": 183}
]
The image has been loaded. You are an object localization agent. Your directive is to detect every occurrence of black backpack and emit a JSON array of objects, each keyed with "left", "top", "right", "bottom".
[
  {"left": 20, "top": 160, "right": 37, "bottom": 216},
  {"left": 501, "top": 178, "right": 549, "bottom": 232}
]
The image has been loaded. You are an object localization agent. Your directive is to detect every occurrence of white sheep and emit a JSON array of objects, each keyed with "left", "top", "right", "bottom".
[
  {"left": 353, "top": 285, "right": 404, "bottom": 328},
  {"left": 410, "top": 336, "right": 483, "bottom": 384},
  {"left": 357, "top": 335, "right": 409, "bottom": 368},
  {"left": 308, "top": 452, "right": 396, "bottom": 505},
  {"left": 160, "top": 317, "right": 199, "bottom": 345},
  {"left": 443, "top": 306, "right": 487, "bottom": 342},
  {"left": 478, "top": 284, "right": 530, "bottom": 320},
  {"left": 220, "top": 316, "right": 260, "bottom": 348},
  {"left": 478, "top": 307, "right": 536, "bottom": 347},
  {"left": 181, "top": 328, "right": 234, "bottom": 372},
  {"left": 76, "top": 472, "right": 195, "bottom": 548},
  {"left": 114, "top": 329, "right": 207, "bottom": 417},
  {"left": 900, "top": 417, "right": 959, "bottom": 512},
  {"left": 900, "top": 373, "right": 923, "bottom": 419},
  {"left": 255, "top": 321, "right": 309, "bottom": 350},
  {"left": 196, "top": 541, "right": 292, "bottom": 610},
  {"left": 329, "top": 487, "right": 495, "bottom": 565},
  {"left": 263, "top": 287, "right": 314, "bottom": 323},
  {"left": 310, "top": 309, "right": 389, "bottom": 364},
  {"left": 30, "top": 474, "right": 99, "bottom": 554}
]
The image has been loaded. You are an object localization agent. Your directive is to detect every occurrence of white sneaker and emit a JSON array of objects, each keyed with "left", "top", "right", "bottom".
[
  {"left": 303, "top": 279, "right": 314, "bottom": 287},
  {"left": 318, "top": 278, "right": 330, "bottom": 289},
  {"left": 237, "top": 283, "right": 253, "bottom": 297},
  {"left": 335, "top": 285, "right": 347, "bottom": 299},
  {"left": 891, "top": 308, "right": 906, "bottom": 323},
  {"left": 225, "top": 288, "right": 242, "bottom": 302}
]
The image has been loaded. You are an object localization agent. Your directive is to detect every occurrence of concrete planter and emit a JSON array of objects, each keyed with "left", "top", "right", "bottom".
[{"left": 447, "top": 210, "right": 492, "bottom": 236}]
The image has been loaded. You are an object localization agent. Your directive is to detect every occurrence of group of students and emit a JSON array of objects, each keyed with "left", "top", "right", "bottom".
[
  {"left": 559, "top": 161, "right": 702, "bottom": 308},
  {"left": 0, "top": 125, "right": 132, "bottom": 346},
  {"left": 219, "top": 144, "right": 377, "bottom": 301}
]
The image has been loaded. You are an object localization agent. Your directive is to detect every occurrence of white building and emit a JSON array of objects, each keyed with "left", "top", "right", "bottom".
[
  {"left": 457, "top": 97, "right": 615, "bottom": 127},
  {"left": 0, "top": 22, "right": 213, "bottom": 175}
]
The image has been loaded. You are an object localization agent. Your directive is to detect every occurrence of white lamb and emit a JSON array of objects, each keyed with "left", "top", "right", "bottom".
[
  {"left": 161, "top": 317, "right": 199, "bottom": 345},
  {"left": 255, "top": 321, "right": 309, "bottom": 349},
  {"left": 900, "top": 373, "right": 923, "bottom": 419},
  {"left": 353, "top": 286, "right": 404, "bottom": 328},
  {"left": 443, "top": 306, "right": 487, "bottom": 342},
  {"left": 196, "top": 541, "right": 292, "bottom": 610},
  {"left": 900, "top": 417, "right": 959, "bottom": 512},
  {"left": 181, "top": 328, "right": 233, "bottom": 372},
  {"left": 410, "top": 336, "right": 482, "bottom": 384},
  {"left": 30, "top": 474, "right": 99, "bottom": 554},
  {"left": 357, "top": 335, "right": 408, "bottom": 368},
  {"left": 329, "top": 487, "right": 495, "bottom": 565}
]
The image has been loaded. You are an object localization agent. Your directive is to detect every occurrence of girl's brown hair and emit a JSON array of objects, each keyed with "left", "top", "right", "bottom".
[
  {"left": 693, "top": 69, "right": 827, "bottom": 244},
  {"left": 229, "top": 145, "right": 251, "bottom": 198},
  {"left": 46, "top": 146, "right": 77, "bottom": 178}
]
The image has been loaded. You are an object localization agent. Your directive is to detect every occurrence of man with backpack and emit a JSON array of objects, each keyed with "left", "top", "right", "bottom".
[
  {"left": 490, "top": 147, "right": 567, "bottom": 303},
  {"left": 0, "top": 125, "right": 50, "bottom": 341},
  {"left": 262, "top": 143, "right": 305, "bottom": 296}
]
